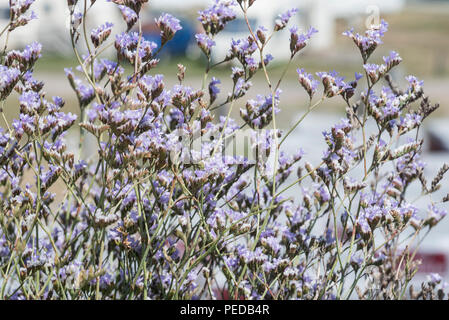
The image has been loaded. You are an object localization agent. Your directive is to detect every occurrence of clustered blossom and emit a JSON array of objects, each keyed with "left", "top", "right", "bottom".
[
  {"left": 297, "top": 68, "right": 319, "bottom": 100},
  {"left": 398, "top": 113, "right": 422, "bottom": 133},
  {"left": 5, "top": 41, "right": 42, "bottom": 72},
  {"left": 0, "top": 65, "right": 21, "bottom": 100},
  {"left": 383, "top": 51, "right": 402, "bottom": 69},
  {"left": 91, "top": 22, "right": 114, "bottom": 47},
  {"left": 208, "top": 77, "right": 221, "bottom": 104},
  {"left": 406, "top": 75, "right": 424, "bottom": 95},
  {"left": 8, "top": 0, "right": 37, "bottom": 31},
  {"left": 195, "top": 33, "right": 216, "bottom": 56},
  {"left": 322, "top": 118, "right": 356, "bottom": 175},
  {"left": 240, "top": 90, "right": 281, "bottom": 129},
  {"left": 118, "top": 5, "right": 138, "bottom": 31},
  {"left": 364, "top": 81, "right": 430, "bottom": 135},
  {"left": 255, "top": 26, "right": 268, "bottom": 44},
  {"left": 363, "top": 51, "right": 402, "bottom": 84},
  {"left": 231, "top": 76, "right": 252, "bottom": 99},
  {"left": 64, "top": 68, "right": 95, "bottom": 107},
  {"left": 92, "top": 58, "right": 123, "bottom": 81},
  {"left": 225, "top": 37, "right": 272, "bottom": 78},
  {"left": 229, "top": 37, "right": 257, "bottom": 62},
  {"left": 114, "top": 31, "right": 158, "bottom": 65},
  {"left": 289, "top": 26, "right": 318, "bottom": 56},
  {"left": 343, "top": 19, "right": 389, "bottom": 61},
  {"left": 316, "top": 70, "right": 351, "bottom": 98},
  {"left": 0, "top": 0, "right": 446, "bottom": 301},
  {"left": 156, "top": 13, "right": 182, "bottom": 45},
  {"left": 109, "top": 0, "right": 148, "bottom": 16},
  {"left": 425, "top": 205, "right": 448, "bottom": 227},
  {"left": 69, "top": 11, "right": 83, "bottom": 41},
  {"left": 197, "top": 0, "right": 237, "bottom": 35},
  {"left": 274, "top": 8, "right": 298, "bottom": 31}
]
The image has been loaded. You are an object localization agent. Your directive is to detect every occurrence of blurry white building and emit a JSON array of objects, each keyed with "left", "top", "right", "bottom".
[
  {"left": 0, "top": 0, "right": 405, "bottom": 56},
  {"left": 151, "top": 0, "right": 406, "bottom": 54},
  {"left": 0, "top": 0, "right": 123, "bottom": 54}
]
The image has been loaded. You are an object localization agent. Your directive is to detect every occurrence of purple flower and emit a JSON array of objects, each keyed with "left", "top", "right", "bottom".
[
  {"left": 398, "top": 113, "right": 422, "bottom": 132},
  {"left": 10, "top": 0, "right": 35, "bottom": 14},
  {"left": 21, "top": 41, "right": 42, "bottom": 63},
  {"left": 118, "top": 5, "right": 138, "bottom": 31},
  {"left": 0, "top": 66, "right": 21, "bottom": 100},
  {"left": 363, "top": 63, "right": 387, "bottom": 84},
  {"left": 245, "top": 56, "right": 257, "bottom": 70},
  {"left": 425, "top": 204, "right": 447, "bottom": 227},
  {"left": 230, "top": 37, "right": 257, "bottom": 59},
  {"left": 406, "top": 75, "right": 424, "bottom": 94},
  {"left": 109, "top": 0, "right": 148, "bottom": 16},
  {"left": 39, "top": 165, "right": 62, "bottom": 192},
  {"left": 64, "top": 68, "right": 95, "bottom": 107},
  {"left": 237, "top": 246, "right": 268, "bottom": 264},
  {"left": 383, "top": 51, "right": 402, "bottom": 69},
  {"left": 208, "top": 77, "right": 220, "bottom": 104},
  {"left": 264, "top": 53, "right": 273, "bottom": 65},
  {"left": 356, "top": 216, "right": 371, "bottom": 238},
  {"left": 240, "top": 90, "right": 281, "bottom": 129},
  {"left": 289, "top": 26, "right": 318, "bottom": 56},
  {"left": 138, "top": 74, "right": 164, "bottom": 100},
  {"left": 275, "top": 8, "right": 298, "bottom": 31},
  {"left": 91, "top": 22, "right": 114, "bottom": 47},
  {"left": 19, "top": 90, "right": 41, "bottom": 114},
  {"left": 92, "top": 59, "right": 120, "bottom": 81},
  {"left": 297, "top": 68, "right": 319, "bottom": 99},
  {"left": 5, "top": 41, "right": 42, "bottom": 72},
  {"left": 0, "top": 231, "right": 10, "bottom": 258},
  {"left": 156, "top": 13, "right": 182, "bottom": 45},
  {"left": 195, "top": 33, "right": 216, "bottom": 55},
  {"left": 260, "top": 236, "right": 281, "bottom": 254},
  {"left": 256, "top": 26, "right": 268, "bottom": 44},
  {"left": 232, "top": 77, "right": 252, "bottom": 98},
  {"left": 9, "top": 0, "right": 37, "bottom": 31},
  {"left": 115, "top": 32, "right": 158, "bottom": 64},
  {"left": 350, "top": 253, "right": 364, "bottom": 270},
  {"left": 198, "top": 0, "right": 237, "bottom": 35},
  {"left": 318, "top": 186, "right": 330, "bottom": 203},
  {"left": 343, "top": 19, "right": 389, "bottom": 61},
  {"left": 316, "top": 70, "right": 350, "bottom": 97},
  {"left": 428, "top": 273, "right": 442, "bottom": 284}
]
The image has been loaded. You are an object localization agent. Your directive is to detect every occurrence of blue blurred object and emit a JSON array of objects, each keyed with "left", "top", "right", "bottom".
[{"left": 142, "top": 18, "right": 195, "bottom": 57}]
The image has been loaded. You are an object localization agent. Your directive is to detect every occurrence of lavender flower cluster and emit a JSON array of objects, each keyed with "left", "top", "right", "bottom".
[{"left": 0, "top": 0, "right": 447, "bottom": 300}]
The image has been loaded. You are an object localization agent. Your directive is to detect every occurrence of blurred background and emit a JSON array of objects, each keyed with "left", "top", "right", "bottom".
[
  {"left": 1, "top": 0, "right": 449, "bottom": 129},
  {"left": 1, "top": 0, "right": 449, "bottom": 285}
]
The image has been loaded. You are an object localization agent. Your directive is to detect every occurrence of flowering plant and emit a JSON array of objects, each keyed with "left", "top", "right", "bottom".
[{"left": 0, "top": 0, "right": 448, "bottom": 300}]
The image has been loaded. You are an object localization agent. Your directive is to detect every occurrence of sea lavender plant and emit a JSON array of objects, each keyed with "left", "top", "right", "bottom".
[{"left": 0, "top": 0, "right": 447, "bottom": 300}]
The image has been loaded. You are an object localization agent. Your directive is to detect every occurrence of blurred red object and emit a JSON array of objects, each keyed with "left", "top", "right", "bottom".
[
  {"left": 414, "top": 252, "right": 447, "bottom": 274},
  {"left": 213, "top": 288, "right": 245, "bottom": 300}
]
